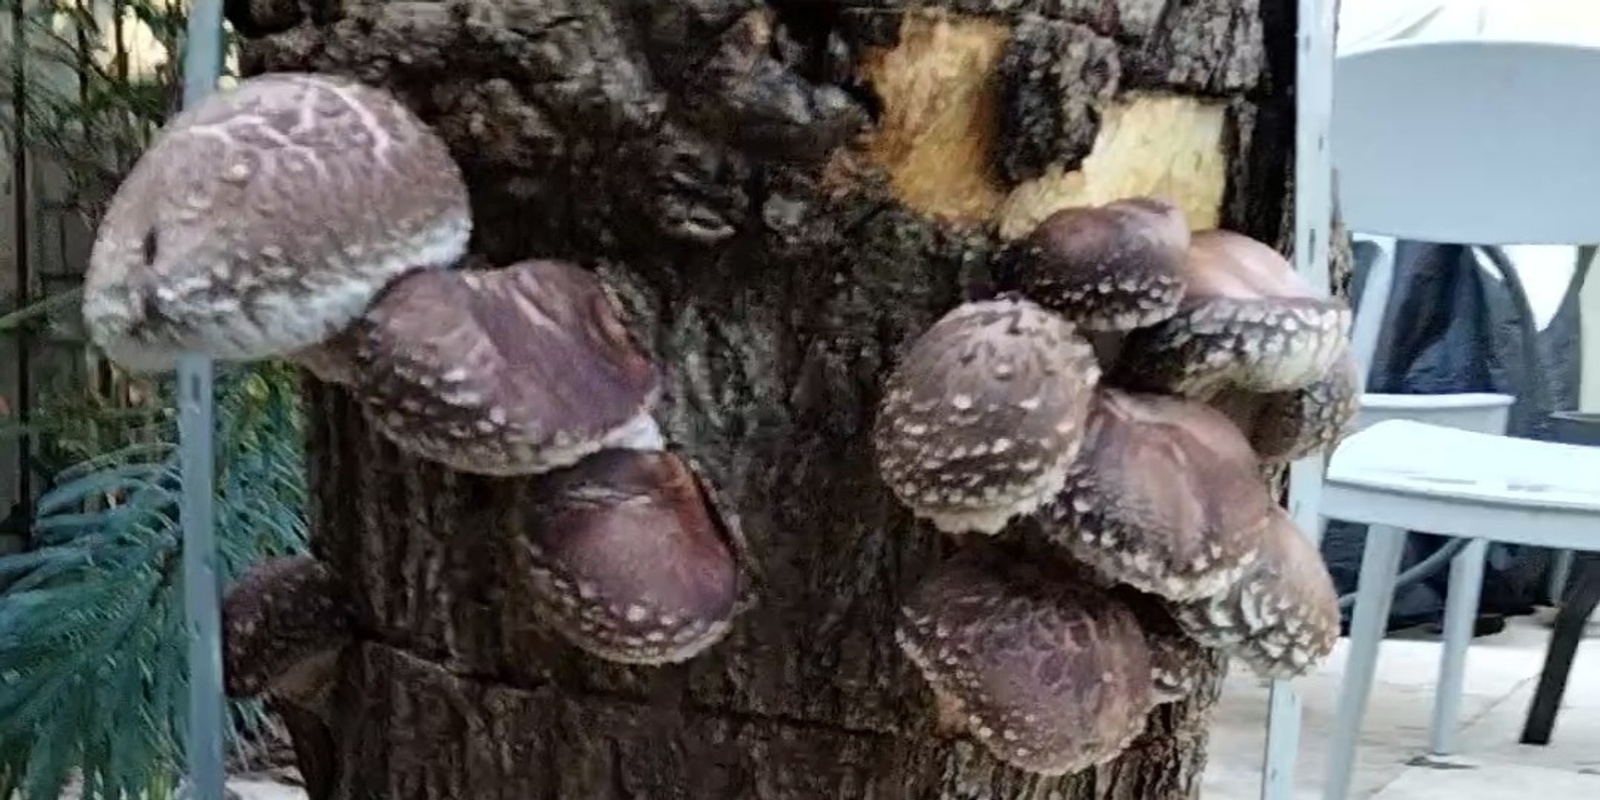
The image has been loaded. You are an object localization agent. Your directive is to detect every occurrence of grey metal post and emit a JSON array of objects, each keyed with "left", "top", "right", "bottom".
[
  {"left": 178, "top": 1, "right": 227, "bottom": 798},
  {"left": 1262, "top": 0, "right": 1338, "bottom": 798}
]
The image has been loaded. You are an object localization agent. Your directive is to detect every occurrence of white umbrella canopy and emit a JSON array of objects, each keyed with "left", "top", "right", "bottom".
[
  {"left": 1335, "top": 0, "right": 1600, "bottom": 335},
  {"left": 1339, "top": 0, "right": 1600, "bottom": 51}
]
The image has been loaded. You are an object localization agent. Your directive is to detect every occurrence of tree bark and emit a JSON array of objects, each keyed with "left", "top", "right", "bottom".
[{"left": 232, "top": 0, "right": 1298, "bottom": 797}]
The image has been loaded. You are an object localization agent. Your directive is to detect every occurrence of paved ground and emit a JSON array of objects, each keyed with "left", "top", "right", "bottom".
[{"left": 1204, "top": 615, "right": 1600, "bottom": 799}]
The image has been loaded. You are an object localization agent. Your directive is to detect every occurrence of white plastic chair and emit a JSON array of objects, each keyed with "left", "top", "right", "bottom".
[{"left": 1304, "top": 37, "right": 1600, "bottom": 800}]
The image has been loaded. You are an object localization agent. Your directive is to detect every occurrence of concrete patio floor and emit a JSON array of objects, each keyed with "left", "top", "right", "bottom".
[{"left": 1203, "top": 615, "right": 1600, "bottom": 799}]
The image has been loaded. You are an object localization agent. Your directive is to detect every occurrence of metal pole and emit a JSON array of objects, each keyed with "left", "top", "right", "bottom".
[
  {"left": 1262, "top": 0, "right": 1338, "bottom": 798},
  {"left": 178, "top": 1, "right": 226, "bottom": 798}
]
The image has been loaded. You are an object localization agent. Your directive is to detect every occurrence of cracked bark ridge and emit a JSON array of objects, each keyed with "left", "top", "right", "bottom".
[
  {"left": 1135, "top": 0, "right": 1265, "bottom": 93},
  {"left": 222, "top": 555, "right": 353, "bottom": 701},
  {"left": 996, "top": 15, "right": 1120, "bottom": 183}
]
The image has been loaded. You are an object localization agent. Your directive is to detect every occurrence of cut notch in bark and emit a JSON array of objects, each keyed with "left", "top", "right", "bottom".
[
  {"left": 83, "top": 72, "right": 470, "bottom": 373},
  {"left": 873, "top": 295, "right": 1100, "bottom": 535},
  {"left": 896, "top": 548, "right": 1154, "bottom": 776},
  {"left": 346, "top": 259, "right": 665, "bottom": 476},
  {"left": 1111, "top": 229, "right": 1353, "bottom": 399},
  {"left": 222, "top": 555, "right": 353, "bottom": 701},
  {"left": 1037, "top": 388, "right": 1274, "bottom": 601},
  {"left": 513, "top": 448, "right": 745, "bottom": 665},
  {"left": 1171, "top": 508, "right": 1341, "bottom": 679},
  {"left": 856, "top": 12, "right": 1230, "bottom": 237}
]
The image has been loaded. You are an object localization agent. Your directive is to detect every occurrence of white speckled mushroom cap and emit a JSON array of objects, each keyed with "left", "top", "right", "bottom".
[
  {"left": 83, "top": 72, "right": 470, "bottom": 372},
  {"left": 1111, "top": 230, "right": 1352, "bottom": 398},
  {"left": 896, "top": 550, "right": 1154, "bottom": 776},
  {"left": 1010, "top": 197, "right": 1191, "bottom": 331},
  {"left": 221, "top": 555, "right": 351, "bottom": 700},
  {"left": 873, "top": 296, "right": 1100, "bottom": 535},
  {"left": 1209, "top": 349, "right": 1363, "bottom": 464},
  {"left": 351, "top": 259, "right": 664, "bottom": 476},
  {"left": 1038, "top": 388, "right": 1275, "bottom": 601},
  {"left": 512, "top": 449, "right": 742, "bottom": 665},
  {"left": 1171, "top": 508, "right": 1340, "bottom": 679}
]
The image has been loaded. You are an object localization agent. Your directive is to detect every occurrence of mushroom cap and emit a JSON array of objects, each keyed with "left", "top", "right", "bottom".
[
  {"left": 1110, "top": 230, "right": 1352, "bottom": 398},
  {"left": 513, "top": 449, "right": 742, "bottom": 665},
  {"left": 352, "top": 259, "right": 664, "bottom": 476},
  {"left": 873, "top": 296, "right": 1100, "bottom": 535},
  {"left": 83, "top": 72, "right": 470, "bottom": 372},
  {"left": 1007, "top": 197, "right": 1191, "bottom": 331},
  {"left": 1171, "top": 508, "right": 1340, "bottom": 679},
  {"left": 1038, "top": 388, "right": 1275, "bottom": 601},
  {"left": 221, "top": 555, "right": 352, "bottom": 699},
  {"left": 896, "top": 549, "right": 1154, "bottom": 776},
  {"left": 1209, "top": 349, "right": 1363, "bottom": 464},
  {"left": 1144, "top": 619, "right": 1218, "bottom": 704}
]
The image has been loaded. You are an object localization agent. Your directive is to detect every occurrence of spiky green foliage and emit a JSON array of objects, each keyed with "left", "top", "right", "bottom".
[{"left": 0, "top": 365, "right": 309, "bottom": 800}]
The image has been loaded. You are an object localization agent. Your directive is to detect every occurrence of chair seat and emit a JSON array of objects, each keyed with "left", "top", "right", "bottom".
[{"left": 1328, "top": 420, "right": 1600, "bottom": 514}]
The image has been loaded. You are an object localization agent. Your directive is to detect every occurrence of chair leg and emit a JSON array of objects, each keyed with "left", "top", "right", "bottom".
[
  {"left": 1547, "top": 550, "right": 1575, "bottom": 605},
  {"left": 1428, "top": 538, "right": 1488, "bottom": 757},
  {"left": 1521, "top": 557, "right": 1600, "bottom": 745},
  {"left": 1323, "top": 524, "right": 1408, "bottom": 800}
]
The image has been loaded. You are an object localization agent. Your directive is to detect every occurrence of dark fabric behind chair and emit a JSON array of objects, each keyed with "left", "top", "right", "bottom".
[{"left": 1321, "top": 239, "right": 1583, "bottom": 632}]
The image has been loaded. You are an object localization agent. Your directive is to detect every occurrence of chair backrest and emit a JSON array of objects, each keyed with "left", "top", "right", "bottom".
[{"left": 1333, "top": 38, "right": 1600, "bottom": 245}]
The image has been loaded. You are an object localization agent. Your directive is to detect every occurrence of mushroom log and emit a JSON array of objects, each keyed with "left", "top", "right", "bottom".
[
  {"left": 83, "top": 72, "right": 470, "bottom": 372},
  {"left": 1037, "top": 388, "right": 1275, "bottom": 601},
  {"left": 897, "top": 549, "right": 1154, "bottom": 776},
  {"left": 513, "top": 449, "right": 744, "bottom": 665},
  {"left": 221, "top": 555, "right": 353, "bottom": 701},
  {"left": 1111, "top": 230, "right": 1351, "bottom": 399},
  {"left": 347, "top": 259, "right": 664, "bottom": 476},
  {"left": 1171, "top": 508, "right": 1340, "bottom": 679},
  {"left": 873, "top": 296, "right": 1100, "bottom": 535},
  {"left": 1209, "top": 349, "right": 1362, "bottom": 464},
  {"left": 1003, "top": 197, "right": 1191, "bottom": 332}
]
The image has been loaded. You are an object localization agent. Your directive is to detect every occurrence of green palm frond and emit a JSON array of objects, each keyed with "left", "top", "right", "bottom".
[{"left": 0, "top": 365, "right": 309, "bottom": 800}]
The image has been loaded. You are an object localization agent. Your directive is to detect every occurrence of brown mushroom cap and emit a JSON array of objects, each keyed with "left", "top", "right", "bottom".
[
  {"left": 350, "top": 259, "right": 663, "bottom": 476},
  {"left": 221, "top": 555, "right": 352, "bottom": 701},
  {"left": 873, "top": 296, "right": 1100, "bottom": 535},
  {"left": 1037, "top": 388, "right": 1275, "bottom": 601},
  {"left": 897, "top": 549, "right": 1154, "bottom": 775},
  {"left": 1171, "top": 508, "right": 1340, "bottom": 679},
  {"left": 83, "top": 72, "right": 470, "bottom": 372},
  {"left": 1007, "top": 197, "right": 1191, "bottom": 331},
  {"left": 1110, "top": 230, "right": 1352, "bottom": 398},
  {"left": 513, "top": 449, "right": 743, "bottom": 665},
  {"left": 1209, "top": 349, "right": 1363, "bottom": 464}
]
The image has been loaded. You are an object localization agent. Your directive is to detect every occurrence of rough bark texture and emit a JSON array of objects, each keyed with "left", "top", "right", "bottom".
[{"left": 233, "top": 0, "right": 1298, "bottom": 797}]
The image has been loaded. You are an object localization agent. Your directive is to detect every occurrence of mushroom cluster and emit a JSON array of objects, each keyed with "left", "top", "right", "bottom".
[
  {"left": 84, "top": 73, "right": 752, "bottom": 682},
  {"left": 876, "top": 198, "right": 1355, "bottom": 774}
]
